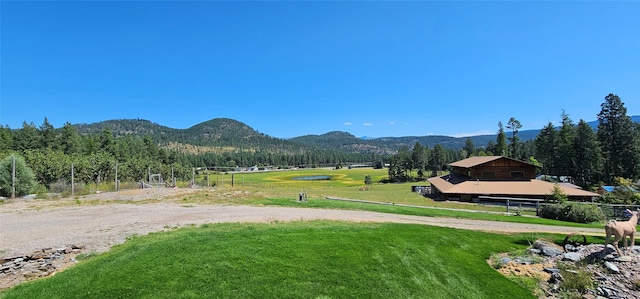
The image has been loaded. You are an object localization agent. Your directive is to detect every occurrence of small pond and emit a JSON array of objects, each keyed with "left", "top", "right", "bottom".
[{"left": 292, "top": 175, "right": 331, "bottom": 181}]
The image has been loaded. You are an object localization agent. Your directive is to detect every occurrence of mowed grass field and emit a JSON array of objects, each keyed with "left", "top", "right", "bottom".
[
  {"left": 0, "top": 168, "right": 592, "bottom": 298},
  {"left": 2, "top": 222, "right": 541, "bottom": 299}
]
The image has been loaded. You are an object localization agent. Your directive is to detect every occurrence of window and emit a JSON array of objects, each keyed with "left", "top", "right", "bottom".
[
  {"left": 482, "top": 172, "right": 495, "bottom": 179},
  {"left": 511, "top": 171, "right": 524, "bottom": 178}
]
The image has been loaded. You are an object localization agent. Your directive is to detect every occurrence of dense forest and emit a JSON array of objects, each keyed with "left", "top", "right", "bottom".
[
  {"left": 1, "top": 93, "right": 639, "bottom": 198},
  {"left": 386, "top": 94, "right": 640, "bottom": 192}
]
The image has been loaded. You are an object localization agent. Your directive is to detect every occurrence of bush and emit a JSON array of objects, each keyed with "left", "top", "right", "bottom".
[
  {"left": 539, "top": 202, "right": 605, "bottom": 224},
  {"left": 538, "top": 203, "right": 565, "bottom": 220},
  {"left": 0, "top": 154, "right": 36, "bottom": 197},
  {"left": 565, "top": 203, "right": 605, "bottom": 223}
]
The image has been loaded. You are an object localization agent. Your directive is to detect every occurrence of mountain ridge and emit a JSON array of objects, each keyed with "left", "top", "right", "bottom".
[{"left": 71, "top": 116, "right": 640, "bottom": 154}]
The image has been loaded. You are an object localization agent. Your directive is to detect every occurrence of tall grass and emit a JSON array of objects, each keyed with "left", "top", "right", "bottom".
[{"left": 1, "top": 221, "right": 537, "bottom": 299}]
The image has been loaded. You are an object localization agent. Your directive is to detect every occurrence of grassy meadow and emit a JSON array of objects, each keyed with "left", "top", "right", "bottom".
[{"left": 186, "top": 168, "right": 602, "bottom": 229}]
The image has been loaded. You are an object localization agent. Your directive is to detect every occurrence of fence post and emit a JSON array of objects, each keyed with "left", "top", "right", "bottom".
[
  {"left": 115, "top": 163, "right": 119, "bottom": 192},
  {"left": 506, "top": 199, "right": 510, "bottom": 213}
]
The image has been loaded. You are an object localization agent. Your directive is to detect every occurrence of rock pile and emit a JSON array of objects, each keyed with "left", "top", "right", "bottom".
[
  {"left": 497, "top": 239, "right": 640, "bottom": 298},
  {"left": 0, "top": 244, "right": 85, "bottom": 290}
]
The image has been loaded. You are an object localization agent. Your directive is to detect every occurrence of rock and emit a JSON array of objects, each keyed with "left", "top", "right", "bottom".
[
  {"left": 542, "top": 247, "right": 563, "bottom": 257},
  {"left": 548, "top": 272, "right": 563, "bottom": 283},
  {"left": 544, "top": 267, "right": 560, "bottom": 274},
  {"left": 563, "top": 252, "right": 582, "bottom": 262},
  {"left": 614, "top": 256, "right": 633, "bottom": 262},
  {"left": 604, "top": 254, "right": 618, "bottom": 260},
  {"left": 500, "top": 257, "right": 512, "bottom": 265},
  {"left": 56, "top": 247, "right": 72, "bottom": 254},
  {"left": 528, "top": 248, "right": 541, "bottom": 255},
  {"left": 604, "top": 261, "right": 620, "bottom": 273}
]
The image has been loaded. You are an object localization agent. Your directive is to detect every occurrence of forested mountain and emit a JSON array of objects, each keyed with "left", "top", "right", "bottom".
[
  {"left": 75, "top": 118, "right": 308, "bottom": 155},
  {"left": 1, "top": 106, "right": 637, "bottom": 197},
  {"left": 45, "top": 116, "right": 640, "bottom": 154},
  {"left": 74, "top": 119, "right": 175, "bottom": 136}
]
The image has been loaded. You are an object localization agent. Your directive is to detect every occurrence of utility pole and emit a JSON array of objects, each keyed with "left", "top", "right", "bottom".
[
  {"left": 71, "top": 163, "right": 75, "bottom": 196},
  {"left": 11, "top": 155, "right": 15, "bottom": 199}
]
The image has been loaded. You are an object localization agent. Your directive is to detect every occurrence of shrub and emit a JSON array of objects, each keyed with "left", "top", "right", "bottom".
[
  {"left": 539, "top": 202, "right": 605, "bottom": 224},
  {"left": 0, "top": 154, "right": 36, "bottom": 197},
  {"left": 559, "top": 264, "right": 594, "bottom": 294},
  {"left": 538, "top": 203, "right": 566, "bottom": 220}
]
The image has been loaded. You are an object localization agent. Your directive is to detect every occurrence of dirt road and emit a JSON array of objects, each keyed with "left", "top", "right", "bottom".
[{"left": 1, "top": 188, "right": 604, "bottom": 257}]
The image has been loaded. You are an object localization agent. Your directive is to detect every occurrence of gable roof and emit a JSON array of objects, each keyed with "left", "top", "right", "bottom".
[
  {"left": 449, "top": 156, "right": 503, "bottom": 168},
  {"left": 428, "top": 176, "right": 598, "bottom": 199},
  {"left": 448, "top": 156, "right": 535, "bottom": 169}
]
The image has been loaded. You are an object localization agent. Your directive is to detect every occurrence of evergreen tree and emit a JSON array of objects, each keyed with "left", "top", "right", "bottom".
[
  {"left": 535, "top": 122, "right": 558, "bottom": 175},
  {"left": 39, "top": 118, "right": 56, "bottom": 149},
  {"left": 14, "top": 122, "right": 40, "bottom": 151},
  {"left": 397, "top": 146, "right": 412, "bottom": 180},
  {"left": 573, "top": 119, "right": 603, "bottom": 188},
  {"left": 0, "top": 125, "right": 13, "bottom": 154},
  {"left": 506, "top": 117, "right": 522, "bottom": 159},
  {"left": 58, "top": 122, "right": 82, "bottom": 155},
  {"left": 99, "top": 128, "right": 116, "bottom": 156},
  {"left": 556, "top": 111, "right": 576, "bottom": 177},
  {"left": 597, "top": 94, "right": 640, "bottom": 183},
  {"left": 411, "top": 142, "right": 426, "bottom": 179},
  {"left": 463, "top": 138, "right": 475, "bottom": 158},
  {"left": 495, "top": 121, "right": 508, "bottom": 156},
  {"left": 429, "top": 144, "right": 446, "bottom": 176}
]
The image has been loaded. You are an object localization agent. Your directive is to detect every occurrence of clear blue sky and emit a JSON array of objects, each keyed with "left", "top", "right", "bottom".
[{"left": 1, "top": 1, "right": 638, "bottom": 139}]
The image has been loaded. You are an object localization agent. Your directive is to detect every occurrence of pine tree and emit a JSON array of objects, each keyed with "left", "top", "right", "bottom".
[
  {"left": 59, "top": 122, "right": 82, "bottom": 155},
  {"left": 535, "top": 122, "right": 557, "bottom": 175},
  {"left": 556, "top": 111, "right": 576, "bottom": 177},
  {"left": 506, "top": 117, "right": 522, "bottom": 159},
  {"left": 573, "top": 119, "right": 603, "bottom": 188},
  {"left": 463, "top": 138, "right": 476, "bottom": 158},
  {"left": 495, "top": 121, "right": 508, "bottom": 156},
  {"left": 597, "top": 93, "right": 640, "bottom": 183}
]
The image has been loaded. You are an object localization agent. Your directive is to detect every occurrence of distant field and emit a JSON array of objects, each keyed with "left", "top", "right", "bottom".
[
  {"left": 204, "top": 168, "right": 527, "bottom": 213},
  {"left": 186, "top": 168, "right": 602, "bottom": 229}
]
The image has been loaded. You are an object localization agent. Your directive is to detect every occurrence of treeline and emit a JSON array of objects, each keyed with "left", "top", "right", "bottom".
[
  {"left": 0, "top": 121, "right": 191, "bottom": 192},
  {"left": 535, "top": 94, "right": 640, "bottom": 188},
  {"left": 0, "top": 120, "right": 373, "bottom": 197},
  {"left": 385, "top": 93, "right": 640, "bottom": 189}
]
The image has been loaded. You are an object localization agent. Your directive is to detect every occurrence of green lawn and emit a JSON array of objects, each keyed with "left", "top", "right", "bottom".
[{"left": 1, "top": 222, "right": 539, "bottom": 299}]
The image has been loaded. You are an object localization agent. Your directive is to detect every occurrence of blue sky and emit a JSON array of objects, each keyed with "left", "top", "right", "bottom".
[{"left": 1, "top": 1, "right": 638, "bottom": 139}]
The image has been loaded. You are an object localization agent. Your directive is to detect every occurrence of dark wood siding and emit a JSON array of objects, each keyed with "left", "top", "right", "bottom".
[{"left": 451, "top": 157, "right": 536, "bottom": 180}]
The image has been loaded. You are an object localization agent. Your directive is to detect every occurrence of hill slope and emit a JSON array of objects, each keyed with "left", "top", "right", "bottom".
[{"left": 72, "top": 116, "right": 640, "bottom": 155}]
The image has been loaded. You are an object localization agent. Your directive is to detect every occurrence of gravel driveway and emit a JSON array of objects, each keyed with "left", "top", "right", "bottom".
[{"left": 1, "top": 188, "right": 604, "bottom": 258}]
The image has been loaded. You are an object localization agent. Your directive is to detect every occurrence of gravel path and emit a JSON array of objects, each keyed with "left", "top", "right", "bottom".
[{"left": 1, "top": 188, "right": 604, "bottom": 257}]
